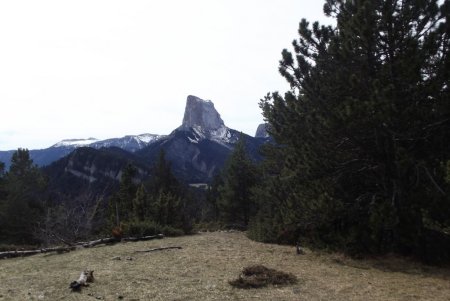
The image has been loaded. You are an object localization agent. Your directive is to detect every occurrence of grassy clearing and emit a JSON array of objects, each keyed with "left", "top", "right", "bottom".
[{"left": 0, "top": 231, "right": 449, "bottom": 300}]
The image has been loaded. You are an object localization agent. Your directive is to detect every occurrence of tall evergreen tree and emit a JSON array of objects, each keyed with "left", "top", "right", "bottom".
[
  {"left": 1, "top": 149, "right": 47, "bottom": 244},
  {"left": 0, "top": 161, "right": 5, "bottom": 199},
  {"left": 148, "top": 150, "right": 180, "bottom": 195},
  {"left": 205, "top": 173, "right": 223, "bottom": 222},
  {"left": 0, "top": 161, "right": 6, "bottom": 240},
  {"left": 110, "top": 163, "right": 138, "bottom": 225},
  {"left": 257, "top": 0, "right": 450, "bottom": 261},
  {"left": 218, "top": 135, "right": 258, "bottom": 227},
  {"left": 132, "top": 184, "right": 148, "bottom": 221},
  {"left": 147, "top": 150, "right": 187, "bottom": 230}
]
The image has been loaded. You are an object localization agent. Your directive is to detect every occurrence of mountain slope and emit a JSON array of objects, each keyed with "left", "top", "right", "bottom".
[
  {"left": 136, "top": 95, "right": 268, "bottom": 183},
  {"left": 0, "top": 134, "right": 164, "bottom": 169},
  {"left": 89, "top": 134, "right": 163, "bottom": 152},
  {"left": 43, "top": 147, "right": 151, "bottom": 198}
]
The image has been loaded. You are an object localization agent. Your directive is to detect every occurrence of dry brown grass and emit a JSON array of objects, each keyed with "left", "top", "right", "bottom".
[
  {"left": 229, "top": 265, "right": 297, "bottom": 288},
  {"left": 0, "top": 231, "right": 449, "bottom": 300}
]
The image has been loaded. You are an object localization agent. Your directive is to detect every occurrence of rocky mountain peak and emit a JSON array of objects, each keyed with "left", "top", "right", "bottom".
[
  {"left": 180, "top": 95, "right": 225, "bottom": 131},
  {"left": 255, "top": 123, "right": 269, "bottom": 138}
]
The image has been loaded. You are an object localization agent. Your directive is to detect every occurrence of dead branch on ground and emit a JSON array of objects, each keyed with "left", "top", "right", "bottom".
[
  {"left": 0, "top": 246, "right": 76, "bottom": 259},
  {"left": 134, "top": 246, "right": 182, "bottom": 253},
  {"left": 0, "top": 234, "right": 165, "bottom": 259}
]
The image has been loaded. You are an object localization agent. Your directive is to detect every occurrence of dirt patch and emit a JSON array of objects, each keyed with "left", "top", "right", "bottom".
[{"left": 229, "top": 265, "right": 297, "bottom": 288}]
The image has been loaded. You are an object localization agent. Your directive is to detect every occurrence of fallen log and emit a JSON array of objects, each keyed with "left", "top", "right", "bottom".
[
  {"left": 0, "top": 246, "right": 76, "bottom": 259},
  {"left": 0, "top": 234, "right": 165, "bottom": 259},
  {"left": 134, "top": 246, "right": 182, "bottom": 253},
  {"left": 81, "top": 237, "right": 118, "bottom": 248},
  {"left": 82, "top": 234, "right": 164, "bottom": 248},
  {"left": 123, "top": 234, "right": 164, "bottom": 242}
]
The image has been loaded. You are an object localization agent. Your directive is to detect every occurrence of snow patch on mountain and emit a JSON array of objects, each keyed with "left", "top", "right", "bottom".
[
  {"left": 52, "top": 134, "right": 164, "bottom": 152},
  {"left": 137, "top": 133, "right": 161, "bottom": 143},
  {"left": 52, "top": 138, "right": 99, "bottom": 148}
]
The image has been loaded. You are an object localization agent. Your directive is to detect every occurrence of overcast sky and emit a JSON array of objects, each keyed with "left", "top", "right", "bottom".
[{"left": 0, "top": 0, "right": 332, "bottom": 150}]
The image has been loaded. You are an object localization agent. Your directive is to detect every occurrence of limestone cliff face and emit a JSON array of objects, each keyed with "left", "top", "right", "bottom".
[
  {"left": 177, "top": 95, "right": 238, "bottom": 145},
  {"left": 255, "top": 123, "right": 269, "bottom": 138},
  {"left": 180, "top": 95, "right": 225, "bottom": 131}
]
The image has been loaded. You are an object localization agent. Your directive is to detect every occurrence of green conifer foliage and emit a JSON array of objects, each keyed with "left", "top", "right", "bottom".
[
  {"left": 147, "top": 150, "right": 189, "bottom": 232},
  {"left": 1, "top": 149, "right": 47, "bottom": 244},
  {"left": 132, "top": 184, "right": 148, "bottom": 221},
  {"left": 110, "top": 163, "right": 138, "bottom": 225},
  {"left": 148, "top": 150, "right": 180, "bottom": 195},
  {"left": 0, "top": 161, "right": 6, "bottom": 240},
  {"left": 109, "top": 151, "right": 191, "bottom": 235},
  {"left": 218, "top": 135, "right": 258, "bottom": 227},
  {"left": 257, "top": 0, "right": 450, "bottom": 262}
]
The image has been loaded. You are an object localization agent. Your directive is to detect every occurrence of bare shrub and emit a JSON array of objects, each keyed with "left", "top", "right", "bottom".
[{"left": 35, "top": 194, "right": 107, "bottom": 246}]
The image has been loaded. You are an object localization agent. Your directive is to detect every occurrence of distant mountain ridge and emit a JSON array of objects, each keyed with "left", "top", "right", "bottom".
[
  {"left": 2, "top": 95, "right": 269, "bottom": 192},
  {"left": 51, "top": 137, "right": 100, "bottom": 148},
  {"left": 52, "top": 133, "right": 163, "bottom": 151},
  {"left": 0, "top": 133, "right": 165, "bottom": 169}
]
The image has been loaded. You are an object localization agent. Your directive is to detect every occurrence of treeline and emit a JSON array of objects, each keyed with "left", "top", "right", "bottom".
[
  {"left": 0, "top": 149, "right": 195, "bottom": 247},
  {"left": 210, "top": 0, "right": 450, "bottom": 264},
  {"left": 107, "top": 150, "right": 193, "bottom": 237}
]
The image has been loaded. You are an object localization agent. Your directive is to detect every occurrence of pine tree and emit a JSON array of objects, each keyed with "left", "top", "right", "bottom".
[
  {"left": 148, "top": 150, "right": 180, "bottom": 195},
  {"left": 0, "top": 161, "right": 5, "bottom": 200},
  {"left": 218, "top": 134, "right": 258, "bottom": 227},
  {"left": 248, "top": 144, "right": 297, "bottom": 243},
  {"left": 147, "top": 150, "right": 189, "bottom": 231},
  {"left": 0, "top": 161, "right": 6, "bottom": 240},
  {"left": 258, "top": 0, "right": 450, "bottom": 261},
  {"left": 132, "top": 184, "right": 148, "bottom": 221},
  {"left": 1, "top": 149, "right": 47, "bottom": 244},
  {"left": 205, "top": 173, "right": 223, "bottom": 221},
  {"left": 110, "top": 163, "right": 138, "bottom": 225}
]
